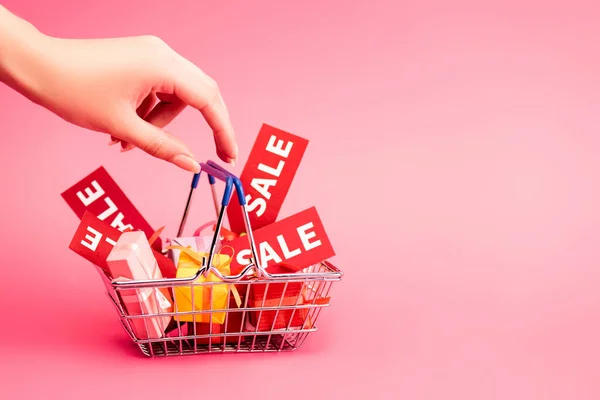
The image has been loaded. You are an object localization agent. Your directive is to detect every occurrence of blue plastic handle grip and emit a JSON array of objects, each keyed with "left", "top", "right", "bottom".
[
  {"left": 199, "top": 162, "right": 246, "bottom": 206},
  {"left": 202, "top": 161, "right": 246, "bottom": 206},
  {"left": 191, "top": 172, "right": 201, "bottom": 189},
  {"left": 208, "top": 175, "right": 216, "bottom": 185},
  {"left": 206, "top": 160, "right": 246, "bottom": 205}
]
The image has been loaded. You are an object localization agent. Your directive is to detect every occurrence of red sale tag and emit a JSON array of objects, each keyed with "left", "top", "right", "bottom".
[
  {"left": 69, "top": 211, "right": 122, "bottom": 272},
  {"left": 224, "top": 207, "right": 335, "bottom": 275},
  {"left": 227, "top": 124, "right": 309, "bottom": 233},
  {"left": 69, "top": 212, "right": 177, "bottom": 278},
  {"left": 61, "top": 166, "right": 161, "bottom": 250}
]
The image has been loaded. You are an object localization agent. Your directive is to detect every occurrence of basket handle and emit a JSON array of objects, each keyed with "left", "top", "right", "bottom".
[
  {"left": 176, "top": 162, "right": 246, "bottom": 236},
  {"left": 112, "top": 161, "right": 342, "bottom": 288},
  {"left": 198, "top": 162, "right": 246, "bottom": 207},
  {"left": 197, "top": 162, "right": 264, "bottom": 278},
  {"left": 175, "top": 171, "right": 204, "bottom": 238},
  {"left": 205, "top": 160, "right": 243, "bottom": 214}
]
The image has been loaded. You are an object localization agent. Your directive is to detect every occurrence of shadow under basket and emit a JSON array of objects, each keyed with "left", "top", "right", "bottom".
[{"left": 104, "top": 261, "right": 342, "bottom": 357}]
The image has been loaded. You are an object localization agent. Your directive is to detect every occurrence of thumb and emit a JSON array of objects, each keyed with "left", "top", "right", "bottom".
[{"left": 116, "top": 114, "right": 200, "bottom": 173}]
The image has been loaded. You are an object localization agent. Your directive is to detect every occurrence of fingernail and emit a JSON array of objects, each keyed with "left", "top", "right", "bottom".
[
  {"left": 109, "top": 138, "right": 120, "bottom": 146},
  {"left": 120, "top": 145, "right": 135, "bottom": 153},
  {"left": 173, "top": 154, "right": 201, "bottom": 173}
]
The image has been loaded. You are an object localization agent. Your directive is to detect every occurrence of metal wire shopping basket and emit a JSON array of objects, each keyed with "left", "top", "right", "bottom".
[{"left": 102, "top": 160, "right": 343, "bottom": 357}]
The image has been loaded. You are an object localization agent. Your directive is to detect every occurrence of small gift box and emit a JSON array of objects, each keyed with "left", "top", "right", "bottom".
[
  {"left": 194, "top": 322, "right": 224, "bottom": 344},
  {"left": 167, "top": 235, "right": 213, "bottom": 268},
  {"left": 193, "top": 296, "right": 248, "bottom": 345},
  {"left": 223, "top": 311, "right": 246, "bottom": 343},
  {"left": 191, "top": 308, "right": 246, "bottom": 345},
  {"left": 170, "top": 246, "right": 241, "bottom": 324},
  {"left": 194, "top": 314, "right": 246, "bottom": 345},
  {"left": 107, "top": 231, "right": 173, "bottom": 340},
  {"left": 248, "top": 282, "right": 309, "bottom": 331}
]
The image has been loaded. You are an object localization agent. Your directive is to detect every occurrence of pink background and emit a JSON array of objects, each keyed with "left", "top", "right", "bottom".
[{"left": 1, "top": 0, "right": 600, "bottom": 398}]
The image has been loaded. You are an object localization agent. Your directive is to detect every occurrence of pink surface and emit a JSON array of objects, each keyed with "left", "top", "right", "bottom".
[{"left": 1, "top": 0, "right": 600, "bottom": 398}]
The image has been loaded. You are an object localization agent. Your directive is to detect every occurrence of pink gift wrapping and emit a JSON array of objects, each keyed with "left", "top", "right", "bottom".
[
  {"left": 167, "top": 235, "right": 214, "bottom": 267},
  {"left": 114, "top": 279, "right": 173, "bottom": 340},
  {"left": 107, "top": 231, "right": 159, "bottom": 280},
  {"left": 107, "top": 231, "right": 173, "bottom": 340}
]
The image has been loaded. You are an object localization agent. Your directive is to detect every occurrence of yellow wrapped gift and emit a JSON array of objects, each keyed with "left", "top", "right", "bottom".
[{"left": 171, "top": 246, "right": 238, "bottom": 324}]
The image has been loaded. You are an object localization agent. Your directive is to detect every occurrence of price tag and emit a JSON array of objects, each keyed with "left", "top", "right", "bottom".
[
  {"left": 225, "top": 207, "right": 334, "bottom": 274},
  {"left": 227, "top": 124, "right": 308, "bottom": 233},
  {"left": 61, "top": 166, "right": 161, "bottom": 250}
]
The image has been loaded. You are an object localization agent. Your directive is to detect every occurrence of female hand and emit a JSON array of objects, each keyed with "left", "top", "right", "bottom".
[{"left": 0, "top": 5, "right": 237, "bottom": 172}]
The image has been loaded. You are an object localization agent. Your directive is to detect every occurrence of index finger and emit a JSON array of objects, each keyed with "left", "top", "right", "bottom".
[{"left": 170, "top": 55, "right": 238, "bottom": 163}]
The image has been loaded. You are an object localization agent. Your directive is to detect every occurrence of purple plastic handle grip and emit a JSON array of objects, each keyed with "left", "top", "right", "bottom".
[
  {"left": 199, "top": 162, "right": 230, "bottom": 182},
  {"left": 203, "top": 160, "right": 246, "bottom": 206},
  {"left": 207, "top": 160, "right": 237, "bottom": 178}
]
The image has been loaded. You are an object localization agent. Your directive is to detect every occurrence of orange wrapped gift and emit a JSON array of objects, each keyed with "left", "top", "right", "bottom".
[{"left": 195, "top": 294, "right": 248, "bottom": 345}]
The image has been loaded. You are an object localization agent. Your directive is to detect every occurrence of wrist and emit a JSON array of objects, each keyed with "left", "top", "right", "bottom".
[{"left": 0, "top": 6, "right": 55, "bottom": 103}]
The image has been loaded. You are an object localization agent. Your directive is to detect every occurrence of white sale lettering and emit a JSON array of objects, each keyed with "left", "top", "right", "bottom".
[
  {"left": 81, "top": 226, "right": 102, "bottom": 251},
  {"left": 245, "top": 134, "right": 295, "bottom": 217},
  {"left": 250, "top": 178, "right": 276, "bottom": 200},
  {"left": 260, "top": 242, "right": 282, "bottom": 264},
  {"left": 76, "top": 181, "right": 133, "bottom": 232},
  {"left": 266, "top": 135, "right": 293, "bottom": 158},
  {"left": 81, "top": 226, "right": 116, "bottom": 251},
  {"left": 277, "top": 234, "right": 301, "bottom": 259},
  {"left": 235, "top": 221, "right": 321, "bottom": 267},
  {"left": 76, "top": 180, "right": 105, "bottom": 206},
  {"left": 257, "top": 160, "right": 284, "bottom": 177},
  {"left": 298, "top": 222, "right": 321, "bottom": 250},
  {"left": 97, "top": 197, "right": 118, "bottom": 220}
]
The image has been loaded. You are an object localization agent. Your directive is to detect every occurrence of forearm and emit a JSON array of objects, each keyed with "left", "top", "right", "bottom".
[{"left": 0, "top": 5, "right": 53, "bottom": 102}]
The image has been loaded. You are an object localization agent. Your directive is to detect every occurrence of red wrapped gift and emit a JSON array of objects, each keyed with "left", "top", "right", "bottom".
[
  {"left": 248, "top": 281, "right": 310, "bottom": 331},
  {"left": 224, "top": 309, "right": 251, "bottom": 344},
  {"left": 194, "top": 322, "right": 224, "bottom": 344},
  {"left": 195, "top": 297, "right": 247, "bottom": 344}
]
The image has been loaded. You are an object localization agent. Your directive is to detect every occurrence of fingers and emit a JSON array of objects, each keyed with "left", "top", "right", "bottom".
[
  {"left": 110, "top": 95, "right": 187, "bottom": 157},
  {"left": 120, "top": 140, "right": 135, "bottom": 152},
  {"left": 116, "top": 113, "right": 200, "bottom": 173},
  {"left": 144, "top": 97, "right": 187, "bottom": 128},
  {"left": 169, "top": 56, "right": 238, "bottom": 164},
  {"left": 112, "top": 92, "right": 182, "bottom": 152},
  {"left": 108, "top": 93, "right": 157, "bottom": 150},
  {"left": 201, "top": 92, "right": 238, "bottom": 165},
  {"left": 136, "top": 93, "right": 157, "bottom": 119},
  {"left": 108, "top": 135, "right": 134, "bottom": 152}
]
